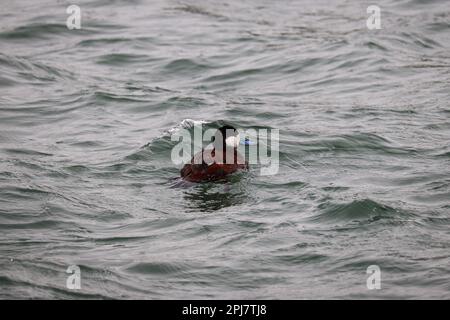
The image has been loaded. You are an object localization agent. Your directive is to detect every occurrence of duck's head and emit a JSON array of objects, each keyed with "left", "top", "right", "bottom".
[{"left": 213, "top": 125, "right": 240, "bottom": 151}]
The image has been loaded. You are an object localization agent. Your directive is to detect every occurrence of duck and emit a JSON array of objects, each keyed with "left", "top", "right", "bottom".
[{"left": 180, "top": 125, "right": 248, "bottom": 182}]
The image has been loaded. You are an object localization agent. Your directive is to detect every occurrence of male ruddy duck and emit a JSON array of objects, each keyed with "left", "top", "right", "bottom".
[{"left": 181, "top": 125, "right": 248, "bottom": 182}]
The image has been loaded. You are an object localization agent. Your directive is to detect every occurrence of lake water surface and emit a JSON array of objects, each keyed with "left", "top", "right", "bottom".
[{"left": 0, "top": 0, "right": 449, "bottom": 299}]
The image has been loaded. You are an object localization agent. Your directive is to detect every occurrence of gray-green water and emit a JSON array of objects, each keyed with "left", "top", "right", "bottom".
[{"left": 1, "top": 0, "right": 449, "bottom": 299}]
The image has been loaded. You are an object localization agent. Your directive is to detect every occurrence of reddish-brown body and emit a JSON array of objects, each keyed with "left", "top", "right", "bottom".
[{"left": 181, "top": 149, "right": 248, "bottom": 182}]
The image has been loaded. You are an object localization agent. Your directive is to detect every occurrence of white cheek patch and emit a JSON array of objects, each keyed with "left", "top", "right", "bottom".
[{"left": 225, "top": 134, "right": 240, "bottom": 148}]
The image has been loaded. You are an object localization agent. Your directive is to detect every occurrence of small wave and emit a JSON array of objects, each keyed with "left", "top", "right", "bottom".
[
  {"left": 0, "top": 54, "right": 75, "bottom": 84},
  {"left": 271, "top": 252, "right": 329, "bottom": 266},
  {"left": 96, "top": 53, "right": 152, "bottom": 65},
  {"left": 0, "top": 219, "right": 66, "bottom": 230},
  {"left": 172, "top": 4, "right": 226, "bottom": 20},
  {"left": 125, "top": 262, "right": 188, "bottom": 275},
  {"left": 2, "top": 148, "right": 52, "bottom": 157},
  {"left": 435, "top": 151, "right": 450, "bottom": 158},
  {"left": 0, "top": 23, "right": 90, "bottom": 40},
  {"left": 163, "top": 58, "right": 217, "bottom": 74},
  {"left": 78, "top": 36, "right": 154, "bottom": 47},
  {"left": 93, "top": 91, "right": 150, "bottom": 103},
  {"left": 307, "top": 199, "right": 408, "bottom": 224},
  {"left": 297, "top": 133, "right": 416, "bottom": 155}
]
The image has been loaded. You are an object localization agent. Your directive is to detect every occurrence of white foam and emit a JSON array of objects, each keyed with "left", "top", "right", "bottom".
[{"left": 166, "top": 118, "right": 208, "bottom": 136}]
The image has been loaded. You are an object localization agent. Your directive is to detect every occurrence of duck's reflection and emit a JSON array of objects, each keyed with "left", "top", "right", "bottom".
[{"left": 182, "top": 178, "right": 248, "bottom": 212}]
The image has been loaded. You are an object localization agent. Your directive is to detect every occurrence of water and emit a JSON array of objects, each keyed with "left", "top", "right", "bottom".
[{"left": 1, "top": 0, "right": 449, "bottom": 299}]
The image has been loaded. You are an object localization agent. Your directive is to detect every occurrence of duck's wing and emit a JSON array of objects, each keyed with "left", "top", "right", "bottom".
[
  {"left": 181, "top": 150, "right": 209, "bottom": 178},
  {"left": 180, "top": 163, "right": 192, "bottom": 177}
]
